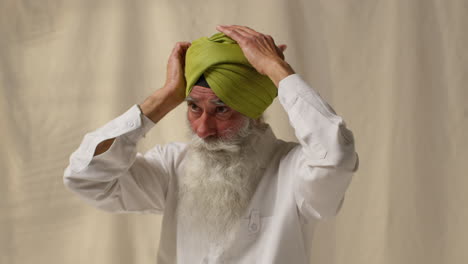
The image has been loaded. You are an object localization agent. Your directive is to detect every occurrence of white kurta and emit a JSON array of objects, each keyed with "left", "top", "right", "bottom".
[{"left": 63, "top": 73, "right": 359, "bottom": 264}]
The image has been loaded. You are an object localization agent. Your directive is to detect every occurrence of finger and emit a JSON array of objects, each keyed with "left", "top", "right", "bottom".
[
  {"left": 173, "top": 42, "right": 191, "bottom": 55},
  {"left": 177, "top": 42, "right": 191, "bottom": 50},
  {"left": 180, "top": 42, "right": 191, "bottom": 48},
  {"left": 275, "top": 46, "right": 285, "bottom": 60},
  {"left": 273, "top": 43, "right": 286, "bottom": 60},
  {"left": 229, "top": 25, "right": 260, "bottom": 36},
  {"left": 230, "top": 27, "right": 255, "bottom": 38},
  {"left": 222, "top": 25, "right": 265, "bottom": 41},
  {"left": 278, "top": 44, "right": 287, "bottom": 52},
  {"left": 216, "top": 26, "right": 248, "bottom": 43},
  {"left": 224, "top": 28, "right": 252, "bottom": 40},
  {"left": 180, "top": 43, "right": 191, "bottom": 54}
]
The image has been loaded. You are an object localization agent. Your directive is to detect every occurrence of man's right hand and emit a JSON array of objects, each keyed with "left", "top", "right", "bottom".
[
  {"left": 138, "top": 41, "right": 192, "bottom": 124},
  {"left": 162, "top": 41, "right": 192, "bottom": 105},
  {"left": 96, "top": 42, "right": 192, "bottom": 156}
]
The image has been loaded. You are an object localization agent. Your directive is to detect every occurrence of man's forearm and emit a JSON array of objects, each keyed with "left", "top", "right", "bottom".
[
  {"left": 94, "top": 138, "right": 116, "bottom": 156},
  {"left": 139, "top": 86, "right": 184, "bottom": 123},
  {"left": 94, "top": 87, "right": 182, "bottom": 157}
]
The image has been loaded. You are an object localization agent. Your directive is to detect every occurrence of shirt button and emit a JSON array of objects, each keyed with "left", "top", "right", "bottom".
[
  {"left": 127, "top": 121, "right": 135, "bottom": 127},
  {"left": 250, "top": 223, "right": 258, "bottom": 231}
]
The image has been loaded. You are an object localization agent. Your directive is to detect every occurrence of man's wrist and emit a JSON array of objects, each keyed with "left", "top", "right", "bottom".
[
  {"left": 139, "top": 88, "right": 181, "bottom": 123},
  {"left": 267, "top": 60, "right": 296, "bottom": 87}
]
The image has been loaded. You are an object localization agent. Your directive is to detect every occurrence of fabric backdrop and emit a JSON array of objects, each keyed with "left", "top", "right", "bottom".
[{"left": 1, "top": 0, "right": 467, "bottom": 263}]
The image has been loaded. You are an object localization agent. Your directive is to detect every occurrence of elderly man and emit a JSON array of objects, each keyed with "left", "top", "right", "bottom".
[{"left": 64, "top": 25, "right": 359, "bottom": 264}]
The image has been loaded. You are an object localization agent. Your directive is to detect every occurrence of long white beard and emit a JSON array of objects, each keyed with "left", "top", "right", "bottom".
[{"left": 176, "top": 118, "right": 266, "bottom": 246}]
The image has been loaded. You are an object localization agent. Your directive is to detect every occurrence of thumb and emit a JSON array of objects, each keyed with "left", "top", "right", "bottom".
[
  {"left": 275, "top": 44, "right": 287, "bottom": 60},
  {"left": 278, "top": 44, "right": 287, "bottom": 52}
]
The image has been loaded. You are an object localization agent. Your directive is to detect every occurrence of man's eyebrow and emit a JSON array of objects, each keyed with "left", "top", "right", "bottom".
[
  {"left": 184, "top": 96, "right": 226, "bottom": 106},
  {"left": 184, "top": 96, "right": 198, "bottom": 103},
  {"left": 210, "top": 99, "right": 226, "bottom": 106}
]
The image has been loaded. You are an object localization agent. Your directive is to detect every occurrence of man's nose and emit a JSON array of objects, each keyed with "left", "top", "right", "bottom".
[{"left": 196, "top": 112, "right": 217, "bottom": 139}]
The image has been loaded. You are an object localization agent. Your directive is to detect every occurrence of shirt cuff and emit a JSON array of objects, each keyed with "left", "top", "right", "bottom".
[
  {"left": 104, "top": 104, "right": 156, "bottom": 142},
  {"left": 69, "top": 104, "right": 155, "bottom": 172},
  {"left": 136, "top": 104, "right": 156, "bottom": 138}
]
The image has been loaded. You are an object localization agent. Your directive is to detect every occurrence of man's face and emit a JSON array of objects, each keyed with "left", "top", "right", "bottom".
[
  {"left": 179, "top": 85, "right": 266, "bottom": 243},
  {"left": 186, "top": 85, "right": 248, "bottom": 140}
]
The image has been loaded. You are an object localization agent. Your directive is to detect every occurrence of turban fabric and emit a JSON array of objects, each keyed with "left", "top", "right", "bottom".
[{"left": 184, "top": 32, "right": 277, "bottom": 119}]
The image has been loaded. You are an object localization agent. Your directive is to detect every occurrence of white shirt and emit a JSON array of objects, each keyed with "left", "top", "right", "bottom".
[{"left": 64, "top": 73, "right": 359, "bottom": 264}]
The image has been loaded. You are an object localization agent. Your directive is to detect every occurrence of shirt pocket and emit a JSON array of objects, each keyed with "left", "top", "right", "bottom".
[{"left": 222, "top": 210, "right": 273, "bottom": 262}]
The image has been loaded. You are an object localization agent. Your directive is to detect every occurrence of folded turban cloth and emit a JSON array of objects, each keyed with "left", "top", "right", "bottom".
[{"left": 184, "top": 32, "right": 277, "bottom": 119}]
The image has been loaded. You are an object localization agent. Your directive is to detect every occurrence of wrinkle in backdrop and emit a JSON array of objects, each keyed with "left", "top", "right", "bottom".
[{"left": 1, "top": 0, "right": 467, "bottom": 263}]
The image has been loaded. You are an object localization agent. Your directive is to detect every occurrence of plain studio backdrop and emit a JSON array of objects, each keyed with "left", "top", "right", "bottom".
[{"left": 1, "top": 0, "right": 467, "bottom": 263}]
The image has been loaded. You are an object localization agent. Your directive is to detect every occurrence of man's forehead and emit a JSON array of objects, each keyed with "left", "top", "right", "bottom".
[{"left": 186, "top": 87, "right": 226, "bottom": 106}]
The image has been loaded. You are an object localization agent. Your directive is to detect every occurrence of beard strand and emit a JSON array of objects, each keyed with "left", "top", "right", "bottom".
[{"left": 176, "top": 117, "right": 266, "bottom": 245}]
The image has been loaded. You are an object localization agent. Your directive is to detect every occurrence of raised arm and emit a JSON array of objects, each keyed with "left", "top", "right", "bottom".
[
  {"left": 63, "top": 42, "right": 191, "bottom": 213},
  {"left": 278, "top": 74, "right": 359, "bottom": 221},
  {"left": 94, "top": 42, "right": 190, "bottom": 156},
  {"left": 216, "top": 25, "right": 358, "bottom": 221}
]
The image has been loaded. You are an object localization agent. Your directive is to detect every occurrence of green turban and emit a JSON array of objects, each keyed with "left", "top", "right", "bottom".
[{"left": 184, "top": 32, "right": 277, "bottom": 119}]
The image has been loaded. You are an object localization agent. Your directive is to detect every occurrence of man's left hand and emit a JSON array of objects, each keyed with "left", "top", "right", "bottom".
[{"left": 215, "top": 25, "right": 295, "bottom": 87}]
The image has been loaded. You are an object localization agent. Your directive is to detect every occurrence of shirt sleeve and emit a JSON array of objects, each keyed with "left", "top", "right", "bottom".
[
  {"left": 278, "top": 74, "right": 360, "bottom": 221},
  {"left": 63, "top": 104, "right": 181, "bottom": 214}
]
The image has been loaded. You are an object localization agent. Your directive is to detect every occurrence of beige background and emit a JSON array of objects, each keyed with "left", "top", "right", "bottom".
[{"left": 1, "top": 0, "right": 467, "bottom": 263}]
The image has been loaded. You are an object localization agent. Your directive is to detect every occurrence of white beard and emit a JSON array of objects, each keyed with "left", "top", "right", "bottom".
[{"left": 176, "top": 117, "right": 267, "bottom": 247}]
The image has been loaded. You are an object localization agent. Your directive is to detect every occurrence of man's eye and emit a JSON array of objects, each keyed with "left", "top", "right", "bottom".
[
  {"left": 189, "top": 103, "right": 200, "bottom": 111},
  {"left": 216, "top": 106, "right": 229, "bottom": 114}
]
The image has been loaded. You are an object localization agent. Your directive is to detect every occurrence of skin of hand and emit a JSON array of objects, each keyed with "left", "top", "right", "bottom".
[
  {"left": 162, "top": 41, "right": 192, "bottom": 105},
  {"left": 138, "top": 41, "right": 191, "bottom": 124},
  {"left": 215, "top": 25, "right": 295, "bottom": 87}
]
